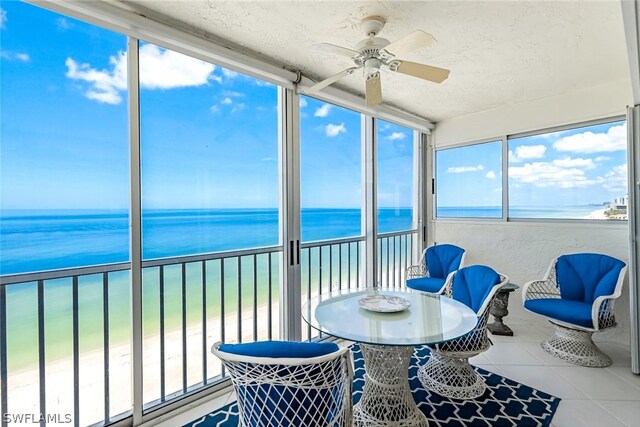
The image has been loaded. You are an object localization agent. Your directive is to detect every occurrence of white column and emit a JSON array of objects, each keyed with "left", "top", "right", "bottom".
[
  {"left": 279, "top": 88, "right": 302, "bottom": 341},
  {"left": 127, "top": 36, "right": 144, "bottom": 425},
  {"left": 415, "top": 132, "right": 428, "bottom": 261},
  {"left": 362, "top": 116, "right": 378, "bottom": 287},
  {"left": 627, "top": 105, "right": 640, "bottom": 374}
]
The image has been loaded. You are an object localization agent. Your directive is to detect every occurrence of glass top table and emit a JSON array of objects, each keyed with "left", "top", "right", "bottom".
[
  {"left": 302, "top": 287, "right": 478, "bottom": 427},
  {"left": 302, "top": 287, "right": 478, "bottom": 346}
]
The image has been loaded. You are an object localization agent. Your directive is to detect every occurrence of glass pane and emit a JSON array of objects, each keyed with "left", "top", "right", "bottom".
[
  {"left": 299, "top": 96, "right": 363, "bottom": 341},
  {"left": 377, "top": 120, "right": 414, "bottom": 233},
  {"left": 299, "top": 96, "right": 363, "bottom": 242},
  {"left": 436, "top": 141, "right": 502, "bottom": 218},
  {"left": 139, "top": 42, "right": 280, "bottom": 406},
  {"left": 0, "top": 2, "right": 130, "bottom": 425},
  {"left": 508, "top": 120, "right": 627, "bottom": 220}
]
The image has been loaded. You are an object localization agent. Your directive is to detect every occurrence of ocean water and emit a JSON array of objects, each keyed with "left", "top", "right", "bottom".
[
  {"left": 436, "top": 205, "right": 605, "bottom": 219},
  {"left": 0, "top": 208, "right": 412, "bottom": 275},
  {"left": 0, "top": 208, "right": 412, "bottom": 370}
]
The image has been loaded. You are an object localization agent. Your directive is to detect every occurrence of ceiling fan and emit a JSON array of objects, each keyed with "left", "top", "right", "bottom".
[{"left": 305, "top": 16, "right": 450, "bottom": 107}]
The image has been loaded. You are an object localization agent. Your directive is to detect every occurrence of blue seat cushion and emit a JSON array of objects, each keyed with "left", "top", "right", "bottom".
[
  {"left": 556, "top": 253, "right": 625, "bottom": 303},
  {"left": 452, "top": 265, "right": 501, "bottom": 313},
  {"left": 406, "top": 277, "right": 446, "bottom": 293},
  {"left": 426, "top": 244, "right": 465, "bottom": 279},
  {"left": 524, "top": 298, "right": 594, "bottom": 329},
  {"left": 219, "top": 340, "right": 339, "bottom": 358}
]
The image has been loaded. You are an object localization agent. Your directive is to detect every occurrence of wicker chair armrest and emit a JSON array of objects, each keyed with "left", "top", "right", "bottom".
[
  {"left": 592, "top": 296, "right": 617, "bottom": 331},
  {"left": 522, "top": 279, "right": 560, "bottom": 301},
  {"left": 406, "top": 264, "right": 427, "bottom": 279}
]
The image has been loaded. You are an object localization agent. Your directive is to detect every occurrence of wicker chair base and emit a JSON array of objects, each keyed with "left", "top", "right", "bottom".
[
  {"left": 354, "top": 344, "right": 429, "bottom": 427},
  {"left": 542, "top": 323, "right": 612, "bottom": 367},
  {"left": 418, "top": 351, "right": 485, "bottom": 400}
]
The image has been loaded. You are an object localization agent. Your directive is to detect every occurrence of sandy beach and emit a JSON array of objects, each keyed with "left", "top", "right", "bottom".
[
  {"left": 584, "top": 207, "right": 607, "bottom": 220},
  {"left": 5, "top": 302, "right": 282, "bottom": 427}
]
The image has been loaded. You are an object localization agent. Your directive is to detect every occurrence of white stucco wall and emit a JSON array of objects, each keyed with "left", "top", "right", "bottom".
[
  {"left": 434, "top": 221, "right": 630, "bottom": 345},
  {"left": 431, "top": 79, "right": 634, "bottom": 347}
]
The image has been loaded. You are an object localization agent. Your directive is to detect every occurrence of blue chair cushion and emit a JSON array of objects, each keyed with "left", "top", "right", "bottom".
[
  {"left": 406, "top": 277, "right": 446, "bottom": 293},
  {"left": 425, "top": 244, "right": 465, "bottom": 279},
  {"left": 452, "top": 265, "right": 501, "bottom": 313},
  {"left": 219, "top": 341, "right": 339, "bottom": 358},
  {"left": 524, "top": 298, "right": 594, "bottom": 329},
  {"left": 556, "top": 254, "right": 625, "bottom": 303}
]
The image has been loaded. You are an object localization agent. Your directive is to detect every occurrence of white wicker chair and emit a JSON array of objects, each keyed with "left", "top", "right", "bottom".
[
  {"left": 522, "top": 253, "right": 627, "bottom": 367},
  {"left": 418, "top": 265, "right": 509, "bottom": 400},
  {"left": 406, "top": 244, "right": 466, "bottom": 294},
  {"left": 211, "top": 341, "right": 353, "bottom": 427}
]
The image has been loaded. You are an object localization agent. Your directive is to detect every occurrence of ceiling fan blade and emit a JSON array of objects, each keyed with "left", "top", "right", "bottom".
[
  {"left": 365, "top": 73, "right": 383, "bottom": 107},
  {"left": 311, "top": 43, "right": 359, "bottom": 58},
  {"left": 394, "top": 60, "right": 450, "bottom": 83},
  {"left": 305, "top": 67, "right": 358, "bottom": 95},
  {"left": 383, "top": 30, "right": 436, "bottom": 56}
]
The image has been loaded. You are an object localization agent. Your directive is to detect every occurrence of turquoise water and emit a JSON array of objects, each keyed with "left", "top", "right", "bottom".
[
  {"left": 0, "top": 208, "right": 411, "bottom": 370},
  {"left": 0, "top": 208, "right": 412, "bottom": 275}
]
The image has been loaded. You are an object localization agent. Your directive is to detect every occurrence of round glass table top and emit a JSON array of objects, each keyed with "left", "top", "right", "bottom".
[{"left": 302, "top": 288, "right": 478, "bottom": 346}]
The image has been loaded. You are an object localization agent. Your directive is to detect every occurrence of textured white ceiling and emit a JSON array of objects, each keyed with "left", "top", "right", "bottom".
[{"left": 114, "top": 0, "right": 631, "bottom": 122}]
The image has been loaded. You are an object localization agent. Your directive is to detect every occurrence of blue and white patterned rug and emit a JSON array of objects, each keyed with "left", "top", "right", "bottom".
[{"left": 185, "top": 344, "right": 560, "bottom": 427}]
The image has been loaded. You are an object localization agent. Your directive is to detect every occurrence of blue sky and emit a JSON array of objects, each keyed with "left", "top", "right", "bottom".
[
  {"left": 0, "top": 1, "right": 414, "bottom": 211},
  {"left": 437, "top": 121, "right": 627, "bottom": 208}
]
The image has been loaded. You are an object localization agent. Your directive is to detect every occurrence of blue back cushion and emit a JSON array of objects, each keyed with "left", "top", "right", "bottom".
[
  {"left": 426, "top": 244, "right": 465, "bottom": 279},
  {"left": 451, "top": 265, "right": 501, "bottom": 313},
  {"left": 556, "top": 254, "right": 625, "bottom": 303},
  {"left": 219, "top": 340, "right": 339, "bottom": 358}
]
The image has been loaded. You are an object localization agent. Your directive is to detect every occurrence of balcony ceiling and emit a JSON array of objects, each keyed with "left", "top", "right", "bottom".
[{"left": 113, "top": 0, "right": 631, "bottom": 122}]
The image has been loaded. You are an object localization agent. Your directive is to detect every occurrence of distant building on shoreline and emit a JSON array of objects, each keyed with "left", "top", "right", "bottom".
[{"left": 605, "top": 194, "right": 628, "bottom": 220}]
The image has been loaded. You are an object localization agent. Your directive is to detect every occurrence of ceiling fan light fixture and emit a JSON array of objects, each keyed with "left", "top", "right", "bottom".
[{"left": 306, "top": 16, "right": 450, "bottom": 104}]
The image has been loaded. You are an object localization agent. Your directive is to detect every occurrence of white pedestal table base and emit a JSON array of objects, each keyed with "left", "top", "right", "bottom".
[{"left": 354, "top": 344, "right": 429, "bottom": 427}]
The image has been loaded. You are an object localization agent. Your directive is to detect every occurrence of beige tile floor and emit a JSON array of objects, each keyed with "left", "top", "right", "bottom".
[{"left": 155, "top": 298, "right": 640, "bottom": 427}]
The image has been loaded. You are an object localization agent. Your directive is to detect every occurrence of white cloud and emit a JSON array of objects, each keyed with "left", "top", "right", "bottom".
[
  {"left": 1, "top": 51, "right": 30, "bottom": 62},
  {"left": 221, "top": 97, "right": 233, "bottom": 105},
  {"left": 486, "top": 171, "right": 496, "bottom": 179},
  {"left": 299, "top": 98, "right": 308, "bottom": 108},
  {"left": 222, "top": 90, "right": 244, "bottom": 98},
  {"left": 510, "top": 144, "right": 546, "bottom": 163},
  {"left": 222, "top": 68, "right": 239, "bottom": 78},
  {"left": 314, "top": 104, "right": 332, "bottom": 117},
  {"left": 552, "top": 157, "right": 596, "bottom": 169},
  {"left": 231, "top": 103, "right": 246, "bottom": 113},
  {"left": 66, "top": 44, "right": 216, "bottom": 104},
  {"left": 509, "top": 161, "right": 598, "bottom": 188},
  {"left": 57, "top": 18, "right": 73, "bottom": 30},
  {"left": 326, "top": 123, "right": 346, "bottom": 137},
  {"left": 0, "top": 8, "right": 6, "bottom": 29},
  {"left": 595, "top": 156, "right": 611, "bottom": 162},
  {"left": 602, "top": 164, "right": 628, "bottom": 193},
  {"left": 447, "top": 165, "right": 485, "bottom": 173},
  {"left": 387, "top": 132, "right": 407, "bottom": 141},
  {"left": 254, "top": 79, "right": 274, "bottom": 87},
  {"left": 553, "top": 124, "right": 626, "bottom": 153},
  {"left": 66, "top": 54, "right": 127, "bottom": 104},
  {"left": 210, "top": 105, "right": 220, "bottom": 114},
  {"left": 139, "top": 44, "right": 215, "bottom": 89}
]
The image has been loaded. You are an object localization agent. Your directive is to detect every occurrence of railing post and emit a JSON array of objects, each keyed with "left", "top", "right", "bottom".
[
  {"left": 362, "top": 116, "right": 378, "bottom": 287},
  {"left": 279, "top": 87, "right": 301, "bottom": 341}
]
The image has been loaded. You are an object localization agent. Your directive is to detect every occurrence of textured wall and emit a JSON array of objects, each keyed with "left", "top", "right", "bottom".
[{"left": 434, "top": 220, "right": 630, "bottom": 346}]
